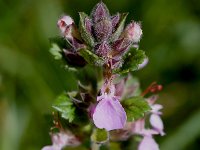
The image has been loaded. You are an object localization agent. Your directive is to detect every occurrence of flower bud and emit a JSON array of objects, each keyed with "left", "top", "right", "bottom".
[
  {"left": 92, "top": 2, "right": 110, "bottom": 23},
  {"left": 63, "top": 49, "right": 86, "bottom": 67},
  {"left": 111, "top": 13, "right": 120, "bottom": 31},
  {"left": 84, "top": 17, "right": 92, "bottom": 35},
  {"left": 94, "top": 18, "right": 112, "bottom": 42},
  {"left": 122, "top": 22, "right": 142, "bottom": 43},
  {"left": 95, "top": 41, "right": 110, "bottom": 57},
  {"left": 57, "top": 15, "right": 74, "bottom": 39},
  {"left": 112, "top": 38, "right": 131, "bottom": 56}
]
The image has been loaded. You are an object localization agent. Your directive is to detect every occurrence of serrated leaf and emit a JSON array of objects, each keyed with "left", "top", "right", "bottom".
[
  {"left": 110, "top": 13, "right": 128, "bottom": 42},
  {"left": 78, "top": 48, "right": 104, "bottom": 66},
  {"left": 115, "top": 48, "right": 147, "bottom": 74},
  {"left": 49, "top": 43, "right": 62, "bottom": 60},
  {"left": 122, "top": 96, "right": 151, "bottom": 122},
  {"left": 52, "top": 93, "right": 75, "bottom": 122},
  {"left": 79, "top": 12, "right": 95, "bottom": 47},
  {"left": 91, "top": 128, "right": 109, "bottom": 144}
]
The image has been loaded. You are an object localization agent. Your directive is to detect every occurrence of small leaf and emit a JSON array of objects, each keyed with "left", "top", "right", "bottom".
[
  {"left": 49, "top": 43, "right": 62, "bottom": 60},
  {"left": 79, "top": 12, "right": 95, "bottom": 47},
  {"left": 110, "top": 13, "right": 128, "bottom": 42},
  {"left": 115, "top": 48, "right": 147, "bottom": 74},
  {"left": 78, "top": 48, "right": 104, "bottom": 66},
  {"left": 122, "top": 96, "right": 151, "bottom": 122},
  {"left": 91, "top": 128, "right": 109, "bottom": 144},
  {"left": 52, "top": 93, "right": 76, "bottom": 122}
]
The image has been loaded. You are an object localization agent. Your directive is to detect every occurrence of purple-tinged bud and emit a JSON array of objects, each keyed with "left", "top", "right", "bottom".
[
  {"left": 112, "top": 38, "right": 131, "bottom": 56},
  {"left": 84, "top": 17, "right": 92, "bottom": 35},
  {"left": 122, "top": 22, "right": 142, "bottom": 43},
  {"left": 95, "top": 41, "right": 110, "bottom": 57},
  {"left": 57, "top": 15, "right": 74, "bottom": 39},
  {"left": 71, "top": 38, "right": 85, "bottom": 50},
  {"left": 94, "top": 18, "right": 112, "bottom": 42},
  {"left": 92, "top": 2, "right": 110, "bottom": 23},
  {"left": 111, "top": 14, "right": 120, "bottom": 31},
  {"left": 63, "top": 49, "right": 86, "bottom": 67}
]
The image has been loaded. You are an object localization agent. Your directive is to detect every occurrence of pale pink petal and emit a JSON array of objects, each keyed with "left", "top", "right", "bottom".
[
  {"left": 123, "top": 22, "right": 142, "bottom": 43},
  {"left": 151, "top": 104, "right": 163, "bottom": 114},
  {"left": 138, "top": 136, "right": 159, "bottom": 150},
  {"left": 131, "top": 119, "right": 145, "bottom": 134},
  {"left": 42, "top": 145, "right": 60, "bottom": 150},
  {"left": 115, "top": 79, "right": 125, "bottom": 97},
  {"left": 138, "top": 58, "right": 148, "bottom": 70},
  {"left": 150, "top": 114, "right": 165, "bottom": 136},
  {"left": 141, "top": 129, "right": 159, "bottom": 136},
  {"left": 93, "top": 98, "right": 127, "bottom": 131}
]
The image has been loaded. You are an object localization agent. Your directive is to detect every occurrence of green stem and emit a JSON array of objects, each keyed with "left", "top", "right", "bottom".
[{"left": 91, "top": 142, "right": 100, "bottom": 150}]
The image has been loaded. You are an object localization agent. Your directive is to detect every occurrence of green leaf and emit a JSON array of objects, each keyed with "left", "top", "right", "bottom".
[
  {"left": 79, "top": 12, "right": 95, "bottom": 47},
  {"left": 78, "top": 48, "right": 104, "bottom": 66},
  {"left": 49, "top": 43, "right": 62, "bottom": 60},
  {"left": 52, "top": 93, "right": 76, "bottom": 122},
  {"left": 110, "top": 13, "right": 128, "bottom": 42},
  {"left": 91, "top": 128, "right": 109, "bottom": 144},
  {"left": 115, "top": 48, "right": 147, "bottom": 74},
  {"left": 122, "top": 96, "right": 151, "bottom": 122}
]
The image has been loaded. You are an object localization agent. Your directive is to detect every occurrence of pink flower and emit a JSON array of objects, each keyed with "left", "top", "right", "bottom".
[
  {"left": 121, "top": 22, "right": 142, "bottom": 43},
  {"left": 57, "top": 15, "right": 74, "bottom": 39},
  {"left": 150, "top": 104, "right": 165, "bottom": 136},
  {"left": 131, "top": 119, "right": 145, "bottom": 134},
  {"left": 42, "top": 132, "right": 80, "bottom": 150},
  {"left": 138, "top": 135, "right": 159, "bottom": 150},
  {"left": 138, "top": 129, "right": 159, "bottom": 150},
  {"left": 93, "top": 84, "right": 127, "bottom": 131}
]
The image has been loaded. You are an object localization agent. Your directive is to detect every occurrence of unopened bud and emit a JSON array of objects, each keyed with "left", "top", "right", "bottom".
[
  {"left": 111, "top": 13, "right": 120, "bottom": 30},
  {"left": 112, "top": 38, "right": 131, "bottom": 56},
  {"left": 95, "top": 41, "right": 110, "bottom": 57},
  {"left": 63, "top": 49, "right": 86, "bottom": 67},
  {"left": 122, "top": 22, "right": 142, "bottom": 43},
  {"left": 92, "top": 2, "right": 110, "bottom": 23},
  {"left": 94, "top": 18, "right": 112, "bottom": 42},
  {"left": 85, "top": 17, "right": 92, "bottom": 34}
]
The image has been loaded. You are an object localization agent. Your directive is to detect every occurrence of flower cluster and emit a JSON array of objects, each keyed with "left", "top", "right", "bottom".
[
  {"left": 42, "top": 131, "right": 80, "bottom": 150},
  {"left": 56, "top": 2, "right": 142, "bottom": 68},
  {"left": 44, "top": 1, "right": 165, "bottom": 150}
]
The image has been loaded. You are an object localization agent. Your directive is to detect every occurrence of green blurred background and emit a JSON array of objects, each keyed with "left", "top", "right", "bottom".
[{"left": 0, "top": 0, "right": 200, "bottom": 149}]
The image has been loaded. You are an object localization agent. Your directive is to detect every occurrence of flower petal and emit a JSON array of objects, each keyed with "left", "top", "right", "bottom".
[
  {"left": 93, "top": 98, "right": 127, "bottom": 131},
  {"left": 150, "top": 114, "right": 165, "bottom": 136},
  {"left": 138, "top": 136, "right": 159, "bottom": 150},
  {"left": 151, "top": 104, "right": 163, "bottom": 114},
  {"left": 131, "top": 119, "right": 145, "bottom": 134},
  {"left": 42, "top": 145, "right": 60, "bottom": 150}
]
